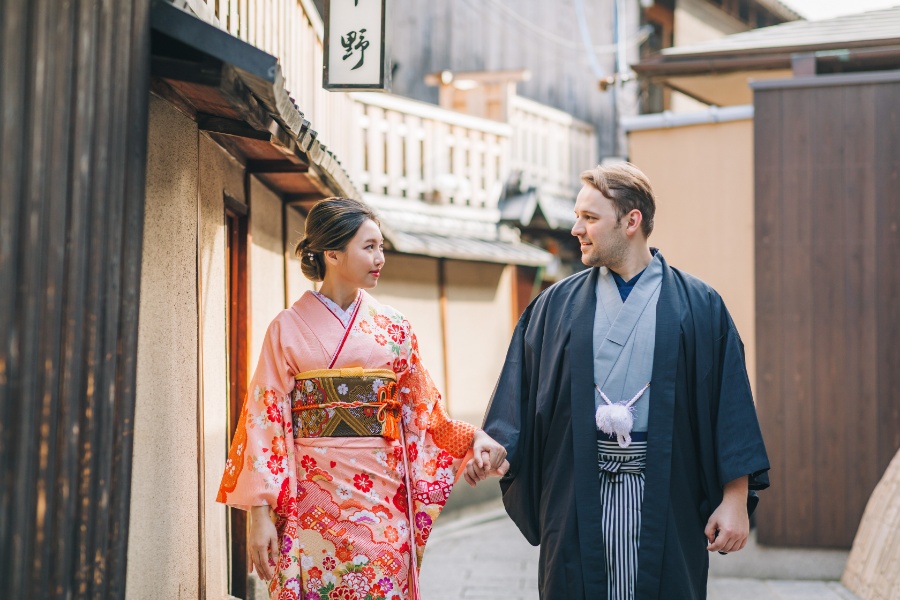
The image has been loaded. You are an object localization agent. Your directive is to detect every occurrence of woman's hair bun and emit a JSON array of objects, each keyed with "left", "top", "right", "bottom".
[
  {"left": 293, "top": 197, "right": 379, "bottom": 283},
  {"left": 295, "top": 236, "right": 324, "bottom": 282}
]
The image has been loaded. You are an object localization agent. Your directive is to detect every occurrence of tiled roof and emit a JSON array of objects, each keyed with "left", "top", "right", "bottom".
[
  {"left": 366, "top": 195, "right": 553, "bottom": 267},
  {"left": 662, "top": 6, "right": 900, "bottom": 57},
  {"left": 385, "top": 230, "right": 553, "bottom": 267},
  {"left": 499, "top": 189, "right": 576, "bottom": 231}
]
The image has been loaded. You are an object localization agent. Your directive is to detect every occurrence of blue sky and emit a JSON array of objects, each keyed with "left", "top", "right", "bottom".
[{"left": 779, "top": 0, "right": 900, "bottom": 20}]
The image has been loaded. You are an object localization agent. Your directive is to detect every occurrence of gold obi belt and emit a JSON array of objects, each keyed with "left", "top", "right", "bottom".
[{"left": 292, "top": 368, "right": 401, "bottom": 440}]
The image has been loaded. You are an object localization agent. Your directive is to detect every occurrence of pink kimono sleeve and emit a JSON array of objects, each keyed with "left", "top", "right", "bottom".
[
  {"left": 395, "top": 324, "right": 476, "bottom": 565},
  {"left": 216, "top": 317, "right": 297, "bottom": 515}
]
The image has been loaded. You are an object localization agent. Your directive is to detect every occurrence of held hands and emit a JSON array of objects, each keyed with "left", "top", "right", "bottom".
[
  {"left": 705, "top": 476, "right": 750, "bottom": 554},
  {"left": 463, "top": 429, "right": 510, "bottom": 487},
  {"left": 249, "top": 505, "right": 279, "bottom": 580}
]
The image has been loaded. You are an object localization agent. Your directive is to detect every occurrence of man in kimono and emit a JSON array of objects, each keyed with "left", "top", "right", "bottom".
[{"left": 469, "top": 163, "right": 770, "bottom": 599}]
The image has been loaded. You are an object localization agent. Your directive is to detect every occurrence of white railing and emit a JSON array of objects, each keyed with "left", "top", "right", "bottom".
[
  {"left": 509, "top": 95, "right": 597, "bottom": 199},
  {"left": 177, "top": 0, "right": 597, "bottom": 205},
  {"left": 351, "top": 93, "right": 511, "bottom": 208}
]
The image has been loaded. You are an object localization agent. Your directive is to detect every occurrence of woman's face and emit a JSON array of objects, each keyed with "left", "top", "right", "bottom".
[{"left": 327, "top": 219, "right": 385, "bottom": 289}]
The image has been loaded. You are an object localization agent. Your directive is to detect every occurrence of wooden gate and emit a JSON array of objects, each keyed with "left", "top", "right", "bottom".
[
  {"left": 0, "top": 0, "right": 151, "bottom": 596},
  {"left": 753, "top": 72, "right": 900, "bottom": 548}
]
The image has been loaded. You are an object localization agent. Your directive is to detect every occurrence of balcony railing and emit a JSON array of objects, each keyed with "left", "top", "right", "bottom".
[
  {"left": 174, "top": 0, "right": 597, "bottom": 207},
  {"left": 509, "top": 95, "right": 597, "bottom": 200},
  {"left": 352, "top": 93, "right": 511, "bottom": 208}
]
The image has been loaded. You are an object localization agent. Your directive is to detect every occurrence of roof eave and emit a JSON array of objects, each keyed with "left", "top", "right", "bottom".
[{"left": 634, "top": 39, "right": 900, "bottom": 78}]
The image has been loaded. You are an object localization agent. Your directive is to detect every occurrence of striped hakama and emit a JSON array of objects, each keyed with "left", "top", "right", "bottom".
[{"left": 598, "top": 433, "right": 647, "bottom": 600}]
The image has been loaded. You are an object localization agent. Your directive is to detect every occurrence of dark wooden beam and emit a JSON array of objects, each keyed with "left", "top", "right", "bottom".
[
  {"left": 149, "top": 78, "right": 197, "bottom": 120},
  {"left": 245, "top": 159, "right": 308, "bottom": 174},
  {"left": 197, "top": 114, "right": 271, "bottom": 140},
  {"left": 223, "top": 192, "right": 248, "bottom": 216},
  {"left": 150, "top": 55, "right": 223, "bottom": 87},
  {"left": 284, "top": 193, "right": 327, "bottom": 206}
]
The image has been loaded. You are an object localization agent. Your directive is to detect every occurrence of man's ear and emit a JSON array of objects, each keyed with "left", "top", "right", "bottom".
[{"left": 625, "top": 209, "right": 643, "bottom": 236}]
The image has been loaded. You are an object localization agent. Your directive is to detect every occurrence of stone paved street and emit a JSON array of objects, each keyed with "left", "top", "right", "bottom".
[{"left": 420, "top": 504, "right": 859, "bottom": 600}]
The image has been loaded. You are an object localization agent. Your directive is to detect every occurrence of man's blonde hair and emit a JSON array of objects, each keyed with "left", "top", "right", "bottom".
[{"left": 580, "top": 162, "right": 655, "bottom": 237}]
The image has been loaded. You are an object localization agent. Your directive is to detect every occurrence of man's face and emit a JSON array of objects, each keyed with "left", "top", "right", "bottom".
[{"left": 571, "top": 184, "right": 628, "bottom": 268}]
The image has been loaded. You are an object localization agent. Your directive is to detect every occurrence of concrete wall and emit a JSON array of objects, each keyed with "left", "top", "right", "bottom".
[
  {"left": 444, "top": 261, "right": 513, "bottom": 426},
  {"left": 671, "top": 0, "right": 748, "bottom": 113},
  {"left": 129, "top": 95, "right": 202, "bottom": 600},
  {"left": 843, "top": 447, "right": 900, "bottom": 600},
  {"left": 627, "top": 118, "right": 757, "bottom": 391}
]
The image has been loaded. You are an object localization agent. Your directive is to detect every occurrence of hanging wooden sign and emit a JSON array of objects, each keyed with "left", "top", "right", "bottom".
[{"left": 323, "top": 0, "right": 392, "bottom": 91}]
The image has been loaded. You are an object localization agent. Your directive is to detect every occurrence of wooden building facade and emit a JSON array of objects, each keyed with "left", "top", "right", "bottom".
[{"left": 753, "top": 71, "right": 900, "bottom": 548}]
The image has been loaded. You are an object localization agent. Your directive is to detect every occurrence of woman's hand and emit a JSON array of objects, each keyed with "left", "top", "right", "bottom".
[
  {"left": 464, "top": 430, "right": 510, "bottom": 487},
  {"left": 249, "top": 505, "right": 279, "bottom": 580}
]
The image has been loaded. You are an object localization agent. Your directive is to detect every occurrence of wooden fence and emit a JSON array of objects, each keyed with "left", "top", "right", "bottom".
[
  {"left": 754, "top": 72, "right": 900, "bottom": 548},
  {"left": 0, "top": 1, "right": 151, "bottom": 597}
]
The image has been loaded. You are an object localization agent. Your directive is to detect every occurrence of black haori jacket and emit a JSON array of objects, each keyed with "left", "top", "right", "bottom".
[{"left": 483, "top": 252, "right": 770, "bottom": 599}]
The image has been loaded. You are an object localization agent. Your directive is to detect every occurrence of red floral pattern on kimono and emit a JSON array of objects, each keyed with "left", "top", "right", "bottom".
[{"left": 217, "top": 291, "right": 475, "bottom": 600}]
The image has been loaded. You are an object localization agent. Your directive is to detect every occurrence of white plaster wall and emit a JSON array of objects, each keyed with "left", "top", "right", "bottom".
[
  {"left": 672, "top": 0, "right": 748, "bottom": 112},
  {"left": 444, "top": 261, "right": 513, "bottom": 426},
  {"left": 285, "top": 206, "right": 315, "bottom": 304},
  {"left": 250, "top": 178, "right": 288, "bottom": 365},
  {"left": 372, "top": 254, "right": 446, "bottom": 396},
  {"left": 673, "top": 0, "right": 746, "bottom": 48},
  {"left": 129, "top": 94, "right": 200, "bottom": 600},
  {"left": 628, "top": 119, "right": 757, "bottom": 392},
  {"left": 198, "top": 133, "right": 245, "bottom": 599}
]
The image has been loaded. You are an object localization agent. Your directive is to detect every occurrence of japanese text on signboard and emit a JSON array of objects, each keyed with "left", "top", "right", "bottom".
[{"left": 324, "top": 0, "right": 390, "bottom": 91}]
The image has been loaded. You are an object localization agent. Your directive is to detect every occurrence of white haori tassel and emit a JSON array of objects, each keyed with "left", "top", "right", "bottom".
[{"left": 594, "top": 382, "right": 651, "bottom": 448}]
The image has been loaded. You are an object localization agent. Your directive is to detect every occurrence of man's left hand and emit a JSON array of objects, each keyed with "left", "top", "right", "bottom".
[{"left": 705, "top": 475, "right": 750, "bottom": 553}]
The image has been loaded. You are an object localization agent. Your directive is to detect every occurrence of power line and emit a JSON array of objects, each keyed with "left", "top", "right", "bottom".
[{"left": 481, "top": 0, "right": 648, "bottom": 55}]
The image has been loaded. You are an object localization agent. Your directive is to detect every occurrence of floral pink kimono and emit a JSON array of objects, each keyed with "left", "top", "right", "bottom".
[{"left": 217, "top": 290, "right": 476, "bottom": 600}]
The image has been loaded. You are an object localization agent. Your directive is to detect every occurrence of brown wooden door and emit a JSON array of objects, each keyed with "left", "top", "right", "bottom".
[
  {"left": 753, "top": 72, "right": 900, "bottom": 548},
  {"left": 226, "top": 205, "right": 250, "bottom": 596}
]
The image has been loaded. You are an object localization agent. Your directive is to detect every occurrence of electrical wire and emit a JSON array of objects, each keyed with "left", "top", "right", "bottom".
[
  {"left": 573, "top": 0, "right": 607, "bottom": 78},
  {"left": 480, "top": 0, "right": 649, "bottom": 55}
]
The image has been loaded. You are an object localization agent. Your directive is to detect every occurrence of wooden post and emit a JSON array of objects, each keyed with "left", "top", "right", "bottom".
[{"left": 438, "top": 259, "right": 451, "bottom": 413}]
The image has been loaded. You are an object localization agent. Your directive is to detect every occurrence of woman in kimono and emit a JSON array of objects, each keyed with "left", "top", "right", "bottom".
[{"left": 217, "top": 197, "right": 508, "bottom": 600}]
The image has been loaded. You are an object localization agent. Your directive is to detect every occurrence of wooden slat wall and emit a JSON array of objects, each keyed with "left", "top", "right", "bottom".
[
  {"left": 754, "top": 76, "right": 900, "bottom": 548},
  {"left": 0, "top": 1, "right": 151, "bottom": 597},
  {"left": 387, "top": 0, "right": 618, "bottom": 158}
]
